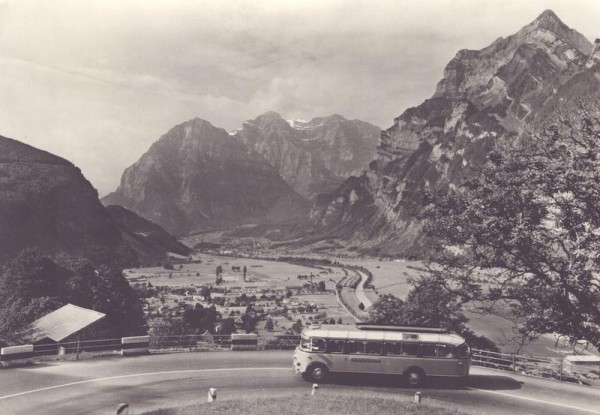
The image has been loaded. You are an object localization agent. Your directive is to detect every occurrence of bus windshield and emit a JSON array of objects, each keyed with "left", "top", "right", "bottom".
[{"left": 299, "top": 335, "right": 311, "bottom": 351}]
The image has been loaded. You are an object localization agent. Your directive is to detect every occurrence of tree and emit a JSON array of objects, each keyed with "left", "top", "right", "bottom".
[
  {"left": 367, "top": 277, "right": 498, "bottom": 350},
  {"left": 367, "top": 294, "right": 408, "bottom": 326},
  {"left": 182, "top": 303, "right": 217, "bottom": 334},
  {"left": 265, "top": 318, "right": 274, "bottom": 331},
  {"left": 317, "top": 281, "right": 326, "bottom": 292},
  {"left": 243, "top": 265, "right": 247, "bottom": 282},
  {"left": 241, "top": 313, "right": 258, "bottom": 333},
  {"left": 401, "top": 276, "right": 467, "bottom": 331},
  {"left": 85, "top": 264, "right": 147, "bottom": 336},
  {"left": 421, "top": 100, "right": 600, "bottom": 348},
  {"left": 200, "top": 286, "right": 211, "bottom": 301},
  {"left": 215, "top": 265, "right": 223, "bottom": 285},
  {"left": 0, "top": 248, "right": 147, "bottom": 340},
  {"left": 0, "top": 248, "right": 63, "bottom": 304},
  {"left": 219, "top": 318, "right": 236, "bottom": 335},
  {"left": 291, "top": 319, "right": 304, "bottom": 334},
  {"left": 0, "top": 297, "right": 62, "bottom": 343}
]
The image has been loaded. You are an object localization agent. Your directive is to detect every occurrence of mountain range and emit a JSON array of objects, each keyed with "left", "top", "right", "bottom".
[
  {"left": 102, "top": 114, "right": 379, "bottom": 235},
  {"left": 4, "top": 10, "right": 598, "bottom": 261},
  {"left": 309, "top": 10, "right": 600, "bottom": 255},
  {"left": 234, "top": 112, "right": 380, "bottom": 198}
]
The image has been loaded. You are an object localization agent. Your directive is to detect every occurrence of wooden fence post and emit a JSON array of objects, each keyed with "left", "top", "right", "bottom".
[{"left": 559, "top": 359, "right": 563, "bottom": 381}]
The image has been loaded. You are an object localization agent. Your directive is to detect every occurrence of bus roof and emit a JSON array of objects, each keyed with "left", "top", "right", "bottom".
[
  {"left": 355, "top": 323, "right": 449, "bottom": 333},
  {"left": 301, "top": 324, "right": 466, "bottom": 346}
]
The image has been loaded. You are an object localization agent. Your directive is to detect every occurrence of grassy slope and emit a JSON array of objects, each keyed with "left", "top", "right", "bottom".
[{"left": 140, "top": 391, "right": 478, "bottom": 415}]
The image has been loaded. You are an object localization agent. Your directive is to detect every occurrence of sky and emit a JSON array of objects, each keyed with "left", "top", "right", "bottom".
[{"left": 1, "top": 0, "right": 599, "bottom": 196}]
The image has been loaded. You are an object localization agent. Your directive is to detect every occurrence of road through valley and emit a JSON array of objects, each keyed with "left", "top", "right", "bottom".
[{"left": 1, "top": 351, "right": 599, "bottom": 415}]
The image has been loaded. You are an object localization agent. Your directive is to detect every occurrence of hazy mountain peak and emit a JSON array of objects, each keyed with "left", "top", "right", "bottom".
[
  {"left": 245, "top": 111, "right": 291, "bottom": 131},
  {"left": 533, "top": 9, "right": 562, "bottom": 27},
  {"left": 309, "top": 114, "right": 347, "bottom": 125},
  {"left": 524, "top": 9, "right": 592, "bottom": 55},
  {"left": 234, "top": 112, "right": 380, "bottom": 198},
  {"left": 177, "top": 117, "right": 226, "bottom": 136},
  {"left": 254, "top": 111, "right": 285, "bottom": 122},
  {"left": 188, "top": 117, "right": 217, "bottom": 127}
]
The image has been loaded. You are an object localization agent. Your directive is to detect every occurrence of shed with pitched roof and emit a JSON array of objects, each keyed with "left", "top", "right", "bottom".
[{"left": 27, "top": 304, "right": 109, "bottom": 353}]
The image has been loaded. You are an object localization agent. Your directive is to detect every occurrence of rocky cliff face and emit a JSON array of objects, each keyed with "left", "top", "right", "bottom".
[
  {"left": 0, "top": 135, "right": 127, "bottom": 263},
  {"left": 103, "top": 118, "right": 310, "bottom": 235},
  {"left": 234, "top": 112, "right": 380, "bottom": 198},
  {"left": 310, "top": 10, "right": 600, "bottom": 256}
]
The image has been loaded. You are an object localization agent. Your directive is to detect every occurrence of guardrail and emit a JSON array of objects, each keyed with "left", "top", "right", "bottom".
[
  {"left": 471, "top": 348, "right": 600, "bottom": 386},
  {"left": 2, "top": 334, "right": 598, "bottom": 386}
]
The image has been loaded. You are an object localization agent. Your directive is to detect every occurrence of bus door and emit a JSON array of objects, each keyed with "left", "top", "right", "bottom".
[{"left": 344, "top": 340, "right": 383, "bottom": 373}]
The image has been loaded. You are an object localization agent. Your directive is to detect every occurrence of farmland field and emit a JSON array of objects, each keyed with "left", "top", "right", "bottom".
[{"left": 126, "top": 254, "right": 341, "bottom": 289}]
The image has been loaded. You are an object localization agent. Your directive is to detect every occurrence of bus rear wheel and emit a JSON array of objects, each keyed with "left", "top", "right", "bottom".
[
  {"left": 405, "top": 368, "right": 425, "bottom": 387},
  {"left": 306, "top": 363, "right": 328, "bottom": 382}
]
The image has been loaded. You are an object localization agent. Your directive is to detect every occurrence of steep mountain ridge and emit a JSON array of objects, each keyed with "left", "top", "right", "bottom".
[
  {"left": 310, "top": 10, "right": 600, "bottom": 256},
  {"left": 103, "top": 118, "right": 310, "bottom": 235},
  {"left": 0, "top": 135, "right": 127, "bottom": 263},
  {"left": 0, "top": 134, "right": 189, "bottom": 266},
  {"left": 234, "top": 112, "right": 380, "bottom": 198}
]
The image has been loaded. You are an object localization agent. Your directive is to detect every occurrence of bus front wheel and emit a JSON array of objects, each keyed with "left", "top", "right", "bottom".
[
  {"left": 404, "top": 368, "right": 425, "bottom": 387},
  {"left": 305, "top": 363, "right": 329, "bottom": 382}
]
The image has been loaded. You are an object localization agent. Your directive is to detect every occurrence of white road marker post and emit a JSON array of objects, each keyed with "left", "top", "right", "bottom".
[
  {"left": 414, "top": 391, "right": 422, "bottom": 404},
  {"left": 208, "top": 387, "right": 217, "bottom": 402},
  {"left": 311, "top": 383, "right": 319, "bottom": 396},
  {"left": 116, "top": 403, "right": 129, "bottom": 415}
]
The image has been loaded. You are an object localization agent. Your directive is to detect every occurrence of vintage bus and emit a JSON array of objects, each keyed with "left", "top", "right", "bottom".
[{"left": 293, "top": 324, "right": 470, "bottom": 386}]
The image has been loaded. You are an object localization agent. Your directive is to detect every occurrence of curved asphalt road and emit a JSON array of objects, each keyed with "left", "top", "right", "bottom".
[
  {"left": 1, "top": 351, "right": 599, "bottom": 415},
  {"left": 353, "top": 269, "right": 374, "bottom": 310}
]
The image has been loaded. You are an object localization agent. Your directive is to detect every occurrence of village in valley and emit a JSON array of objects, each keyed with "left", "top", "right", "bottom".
[{"left": 126, "top": 246, "right": 358, "bottom": 339}]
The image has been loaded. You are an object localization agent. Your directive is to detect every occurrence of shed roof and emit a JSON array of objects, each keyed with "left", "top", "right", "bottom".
[{"left": 29, "top": 304, "right": 106, "bottom": 343}]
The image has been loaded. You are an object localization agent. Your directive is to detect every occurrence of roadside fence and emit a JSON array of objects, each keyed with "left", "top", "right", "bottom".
[
  {"left": 471, "top": 348, "right": 600, "bottom": 385},
  {"left": 2, "top": 334, "right": 599, "bottom": 386}
]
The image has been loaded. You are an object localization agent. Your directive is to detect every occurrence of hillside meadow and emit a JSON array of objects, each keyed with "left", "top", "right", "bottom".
[{"left": 140, "top": 391, "right": 478, "bottom": 415}]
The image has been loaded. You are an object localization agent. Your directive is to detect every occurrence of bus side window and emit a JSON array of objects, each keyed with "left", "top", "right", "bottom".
[
  {"left": 437, "top": 344, "right": 455, "bottom": 358},
  {"left": 384, "top": 342, "right": 402, "bottom": 356},
  {"left": 421, "top": 343, "right": 437, "bottom": 357},
  {"left": 346, "top": 340, "right": 365, "bottom": 354},
  {"left": 402, "top": 343, "right": 419, "bottom": 356},
  {"left": 457, "top": 343, "right": 470, "bottom": 358},
  {"left": 312, "top": 338, "right": 326, "bottom": 352},
  {"left": 327, "top": 339, "right": 345, "bottom": 353},
  {"left": 365, "top": 341, "right": 382, "bottom": 355}
]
